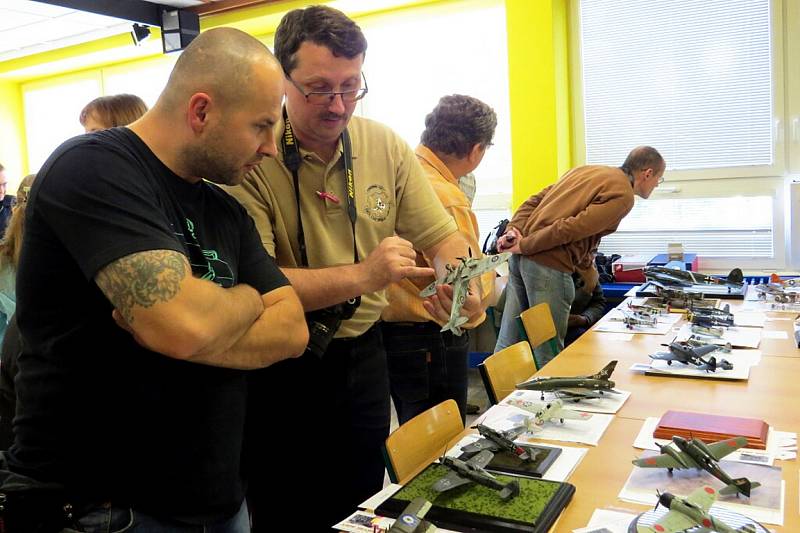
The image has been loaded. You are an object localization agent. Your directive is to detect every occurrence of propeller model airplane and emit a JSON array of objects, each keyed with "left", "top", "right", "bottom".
[
  {"left": 691, "top": 324, "right": 725, "bottom": 339},
  {"left": 752, "top": 282, "right": 799, "bottom": 304},
  {"left": 432, "top": 449, "right": 520, "bottom": 501},
  {"left": 615, "top": 309, "right": 658, "bottom": 329},
  {"left": 637, "top": 485, "right": 757, "bottom": 533},
  {"left": 505, "top": 397, "right": 593, "bottom": 427},
  {"left": 645, "top": 266, "right": 744, "bottom": 289},
  {"left": 649, "top": 341, "right": 733, "bottom": 372},
  {"left": 633, "top": 435, "right": 760, "bottom": 497},
  {"left": 419, "top": 252, "right": 511, "bottom": 336},
  {"left": 461, "top": 423, "right": 536, "bottom": 462},
  {"left": 516, "top": 360, "right": 621, "bottom": 401}
]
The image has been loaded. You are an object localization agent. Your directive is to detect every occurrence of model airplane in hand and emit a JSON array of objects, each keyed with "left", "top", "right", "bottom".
[
  {"left": 433, "top": 449, "right": 520, "bottom": 501},
  {"left": 419, "top": 252, "right": 511, "bottom": 336},
  {"left": 649, "top": 341, "right": 733, "bottom": 372},
  {"left": 633, "top": 435, "right": 760, "bottom": 497},
  {"left": 645, "top": 266, "right": 744, "bottom": 289},
  {"left": 505, "top": 397, "right": 593, "bottom": 427},
  {"left": 637, "top": 485, "right": 757, "bottom": 533},
  {"left": 461, "top": 423, "right": 535, "bottom": 462},
  {"left": 516, "top": 360, "right": 620, "bottom": 401}
]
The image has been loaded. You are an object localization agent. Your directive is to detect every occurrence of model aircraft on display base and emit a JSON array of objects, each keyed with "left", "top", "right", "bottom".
[
  {"left": 419, "top": 252, "right": 511, "bottom": 336},
  {"left": 752, "top": 282, "right": 800, "bottom": 304},
  {"left": 432, "top": 449, "right": 520, "bottom": 501},
  {"left": 504, "top": 397, "right": 593, "bottom": 427},
  {"left": 645, "top": 266, "right": 744, "bottom": 289},
  {"left": 636, "top": 485, "right": 758, "bottom": 533},
  {"left": 516, "top": 360, "right": 620, "bottom": 401},
  {"left": 649, "top": 341, "right": 733, "bottom": 372},
  {"left": 461, "top": 423, "right": 535, "bottom": 462},
  {"left": 613, "top": 309, "right": 658, "bottom": 329},
  {"left": 648, "top": 282, "right": 709, "bottom": 309},
  {"left": 632, "top": 435, "right": 760, "bottom": 497},
  {"left": 628, "top": 301, "right": 667, "bottom": 316},
  {"left": 691, "top": 324, "right": 725, "bottom": 339}
]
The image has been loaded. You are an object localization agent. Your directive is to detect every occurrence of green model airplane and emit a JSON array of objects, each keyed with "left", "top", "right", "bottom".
[
  {"left": 516, "top": 360, "right": 620, "bottom": 401},
  {"left": 637, "top": 485, "right": 757, "bottom": 533}
]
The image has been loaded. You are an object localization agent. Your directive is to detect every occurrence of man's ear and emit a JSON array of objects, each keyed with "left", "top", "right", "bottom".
[
  {"left": 187, "top": 92, "right": 212, "bottom": 133},
  {"left": 468, "top": 143, "right": 484, "bottom": 164}
]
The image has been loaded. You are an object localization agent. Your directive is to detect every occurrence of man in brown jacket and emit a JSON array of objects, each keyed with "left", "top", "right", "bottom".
[{"left": 494, "top": 146, "right": 664, "bottom": 365}]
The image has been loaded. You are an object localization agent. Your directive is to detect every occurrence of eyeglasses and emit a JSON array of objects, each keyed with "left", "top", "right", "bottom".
[
  {"left": 287, "top": 72, "right": 368, "bottom": 106},
  {"left": 657, "top": 175, "right": 665, "bottom": 185}
]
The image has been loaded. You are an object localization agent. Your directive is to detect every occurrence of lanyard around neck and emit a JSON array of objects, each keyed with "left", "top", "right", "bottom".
[{"left": 281, "top": 107, "right": 358, "bottom": 268}]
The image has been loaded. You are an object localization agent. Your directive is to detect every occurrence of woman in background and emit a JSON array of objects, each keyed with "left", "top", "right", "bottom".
[{"left": 79, "top": 93, "right": 148, "bottom": 132}]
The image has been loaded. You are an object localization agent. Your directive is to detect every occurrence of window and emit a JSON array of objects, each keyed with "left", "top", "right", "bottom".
[
  {"left": 576, "top": 0, "right": 778, "bottom": 178},
  {"left": 356, "top": 0, "right": 512, "bottom": 242},
  {"left": 23, "top": 72, "right": 101, "bottom": 172}
]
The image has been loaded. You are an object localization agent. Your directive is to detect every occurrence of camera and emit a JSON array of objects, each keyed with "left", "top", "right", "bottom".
[{"left": 304, "top": 297, "right": 360, "bottom": 358}]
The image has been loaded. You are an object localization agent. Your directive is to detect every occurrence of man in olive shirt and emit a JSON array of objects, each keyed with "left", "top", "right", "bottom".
[
  {"left": 227, "top": 6, "right": 481, "bottom": 531},
  {"left": 495, "top": 146, "right": 664, "bottom": 365}
]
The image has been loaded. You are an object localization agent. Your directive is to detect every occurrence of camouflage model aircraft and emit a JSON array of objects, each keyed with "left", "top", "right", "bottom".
[
  {"left": 516, "top": 360, "right": 620, "bottom": 401},
  {"left": 633, "top": 436, "right": 760, "bottom": 497},
  {"left": 649, "top": 341, "right": 733, "bottom": 372},
  {"left": 419, "top": 252, "right": 511, "bottom": 336},
  {"left": 505, "top": 397, "right": 593, "bottom": 428},
  {"left": 461, "top": 423, "right": 535, "bottom": 462},
  {"left": 645, "top": 266, "right": 744, "bottom": 289},
  {"left": 691, "top": 324, "right": 725, "bottom": 338},
  {"left": 637, "top": 485, "right": 757, "bottom": 533},
  {"left": 433, "top": 449, "right": 520, "bottom": 501},
  {"left": 388, "top": 498, "right": 436, "bottom": 533},
  {"left": 615, "top": 309, "right": 658, "bottom": 329}
]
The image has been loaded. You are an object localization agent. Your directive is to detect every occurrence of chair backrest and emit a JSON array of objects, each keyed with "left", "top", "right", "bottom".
[
  {"left": 520, "top": 302, "right": 558, "bottom": 349},
  {"left": 383, "top": 399, "right": 464, "bottom": 484},
  {"left": 478, "top": 340, "right": 536, "bottom": 404}
]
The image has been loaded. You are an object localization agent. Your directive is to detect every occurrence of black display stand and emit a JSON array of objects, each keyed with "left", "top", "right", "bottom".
[
  {"left": 459, "top": 445, "right": 561, "bottom": 478},
  {"left": 636, "top": 281, "right": 746, "bottom": 300}
]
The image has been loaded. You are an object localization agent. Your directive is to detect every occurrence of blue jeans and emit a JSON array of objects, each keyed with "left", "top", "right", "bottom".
[
  {"left": 494, "top": 255, "right": 575, "bottom": 366},
  {"left": 63, "top": 500, "right": 249, "bottom": 533},
  {"left": 382, "top": 322, "right": 469, "bottom": 425}
]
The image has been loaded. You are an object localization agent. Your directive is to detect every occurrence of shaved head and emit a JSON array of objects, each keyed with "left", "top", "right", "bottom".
[{"left": 158, "top": 27, "right": 280, "bottom": 111}]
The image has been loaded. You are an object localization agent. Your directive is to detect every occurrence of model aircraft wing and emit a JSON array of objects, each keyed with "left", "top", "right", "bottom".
[
  {"left": 648, "top": 508, "right": 699, "bottom": 533},
  {"left": 462, "top": 252, "right": 510, "bottom": 279},
  {"left": 692, "top": 344, "right": 721, "bottom": 357},
  {"left": 467, "top": 449, "right": 495, "bottom": 469},
  {"left": 432, "top": 471, "right": 471, "bottom": 492},
  {"left": 460, "top": 438, "right": 498, "bottom": 455},
  {"left": 419, "top": 280, "right": 438, "bottom": 298},
  {"left": 705, "top": 436, "right": 749, "bottom": 460},
  {"left": 555, "top": 388, "right": 598, "bottom": 399},
  {"left": 633, "top": 453, "right": 684, "bottom": 469},
  {"left": 553, "top": 406, "right": 593, "bottom": 421},
  {"left": 649, "top": 351, "right": 675, "bottom": 361},
  {"left": 684, "top": 485, "right": 717, "bottom": 512},
  {"left": 502, "top": 424, "right": 529, "bottom": 440}
]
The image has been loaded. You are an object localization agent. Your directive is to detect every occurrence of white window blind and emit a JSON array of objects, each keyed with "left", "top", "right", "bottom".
[
  {"left": 597, "top": 196, "right": 773, "bottom": 258},
  {"left": 579, "top": 0, "right": 773, "bottom": 171}
]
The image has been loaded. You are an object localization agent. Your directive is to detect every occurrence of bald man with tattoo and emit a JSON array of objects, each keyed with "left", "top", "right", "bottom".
[{"left": 3, "top": 28, "right": 307, "bottom": 532}]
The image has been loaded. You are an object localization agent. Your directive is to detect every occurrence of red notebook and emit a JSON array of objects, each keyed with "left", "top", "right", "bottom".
[{"left": 654, "top": 410, "right": 769, "bottom": 450}]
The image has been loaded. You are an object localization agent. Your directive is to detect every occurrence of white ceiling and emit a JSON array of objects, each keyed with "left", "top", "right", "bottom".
[{"left": 0, "top": 0, "right": 206, "bottom": 63}]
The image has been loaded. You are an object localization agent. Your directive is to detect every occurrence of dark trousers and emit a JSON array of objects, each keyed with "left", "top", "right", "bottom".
[
  {"left": 382, "top": 321, "right": 469, "bottom": 426},
  {"left": 245, "top": 324, "right": 389, "bottom": 532}
]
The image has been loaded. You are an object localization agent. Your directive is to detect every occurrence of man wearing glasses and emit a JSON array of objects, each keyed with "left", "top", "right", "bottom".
[
  {"left": 227, "top": 6, "right": 482, "bottom": 531},
  {"left": 494, "top": 146, "right": 665, "bottom": 366}
]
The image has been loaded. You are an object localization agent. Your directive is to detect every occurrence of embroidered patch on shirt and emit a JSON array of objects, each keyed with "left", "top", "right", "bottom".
[{"left": 364, "top": 184, "right": 391, "bottom": 221}]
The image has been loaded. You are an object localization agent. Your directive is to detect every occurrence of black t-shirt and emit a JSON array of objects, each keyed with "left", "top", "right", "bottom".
[{"left": 6, "top": 128, "right": 288, "bottom": 524}]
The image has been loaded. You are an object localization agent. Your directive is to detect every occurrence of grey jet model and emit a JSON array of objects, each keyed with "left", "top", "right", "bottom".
[
  {"left": 633, "top": 435, "right": 760, "bottom": 497},
  {"left": 649, "top": 341, "right": 733, "bottom": 372},
  {"left": 419, "top": 252, "right": 511, "bottom": 336},
  {"left": 645, "top": 266, "right": 744, "bottom": 289},
  {"left": 461, "top": 423, "right": 535, "bottom": 462},
  {"left": 637, "top": 485, "right": 757, "bottom": 533},
  {"left": 516, "top": 360, "right": 620, "bottom": 401},
  {"left": 432, "top": 449, "right": 520, "bottom": 501}
]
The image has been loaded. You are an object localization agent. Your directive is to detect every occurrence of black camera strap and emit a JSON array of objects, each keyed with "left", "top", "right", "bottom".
[{"left": 281, "top": 107, "right": 360, "bottom": 307}]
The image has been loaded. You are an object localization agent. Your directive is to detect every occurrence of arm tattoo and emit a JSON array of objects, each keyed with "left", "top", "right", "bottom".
[{"left": 96, "top": 250, "right": 187, "bottom": 324}]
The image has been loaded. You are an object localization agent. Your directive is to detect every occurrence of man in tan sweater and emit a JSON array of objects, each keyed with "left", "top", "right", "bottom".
[{"left": 495, "top": 146, "right": 664, "bottom": 366}]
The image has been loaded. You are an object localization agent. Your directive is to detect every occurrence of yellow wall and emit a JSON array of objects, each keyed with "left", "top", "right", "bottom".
[
  {"left": 505, "top": 0, "right": 571, "bottom": 209},
  {"left": 0, "top": 81, "right": 26, "bottom": 181},
  {"left": 0, "top": 0, "right": 571, "bottom": 201}
]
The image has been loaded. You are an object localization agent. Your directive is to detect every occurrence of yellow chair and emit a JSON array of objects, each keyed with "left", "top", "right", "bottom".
[
  {"left": 383, "top": 399, "right": 464, "bottom": 484},
  {"left": 478, "top": 341, "right": 537, "bottom": 404},
  {"left": 519, "top": 302, "right": 560, "bottom": 366}
]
